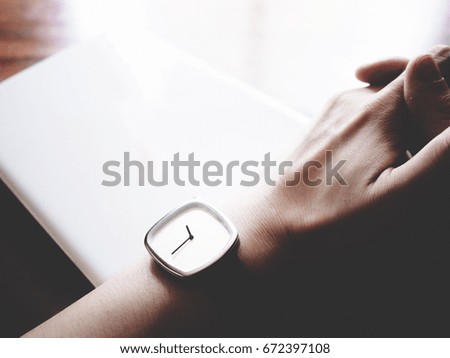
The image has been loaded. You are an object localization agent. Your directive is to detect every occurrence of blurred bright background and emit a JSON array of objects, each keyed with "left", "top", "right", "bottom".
[{"left": 63, "top": 0, "right": 450, "bottom": 116}]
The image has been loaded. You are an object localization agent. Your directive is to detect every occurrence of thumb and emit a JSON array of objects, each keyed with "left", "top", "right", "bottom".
[{"left": 404, "top": 52, "right": 450, "bottom": 142}]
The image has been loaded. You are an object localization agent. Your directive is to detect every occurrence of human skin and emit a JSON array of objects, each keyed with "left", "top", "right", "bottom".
[
  {"left": 24, "top": 46, "right": 450, "bottom": 337},
  {"left": 357, "top": 45, "right": 450, "bottom": 143}
]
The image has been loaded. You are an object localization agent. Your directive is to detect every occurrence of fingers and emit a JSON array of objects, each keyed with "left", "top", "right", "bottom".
[
  {"left": 374, "top": 46, "right": 450, "bottom": 189},
  {"left": 391, "top": 48, "right": 450, "bottom": 187},
  {"left": 355, "top": 58, "right": 409, "bottom": 85},
  {"left": 402, "top": 52, "right": 450, "bottom": 152},
  {"left": 425, "top": 44, "right": 450, "bottom": 80},
  {"left": 356, "top": 44, "right": 450, "bottom": 86},
  {"left": 404, "top": 50, "right": 450, "bottom": 131},
  {"left": 372, "top": 46, "right": 450, "bottom": 153}
]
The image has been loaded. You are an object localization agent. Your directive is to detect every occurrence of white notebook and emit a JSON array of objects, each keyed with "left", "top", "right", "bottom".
[{"left": 0, "top": 34, "right": 309, "bottom": 286}]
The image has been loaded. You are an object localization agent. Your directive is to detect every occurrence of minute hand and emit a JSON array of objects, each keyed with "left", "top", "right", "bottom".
[{"left": 171, "top": 226, "right": 194, "bottom": 255}]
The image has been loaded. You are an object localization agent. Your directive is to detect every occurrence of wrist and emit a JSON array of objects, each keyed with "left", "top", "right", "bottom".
[
  {"left": 145, "top": 185, "right": 301, "bottom": 336},
  {"left": 221, "top": 184, "right": 295, "bottom": 275}
]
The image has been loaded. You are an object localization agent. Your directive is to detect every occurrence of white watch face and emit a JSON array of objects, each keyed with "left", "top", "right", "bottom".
[{"left": 144, "top": 200, "right": 238, "bottom": 277}]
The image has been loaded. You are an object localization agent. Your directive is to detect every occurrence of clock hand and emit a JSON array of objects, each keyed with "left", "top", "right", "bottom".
[
  {"left": 171, "top": 226, "right": 194, "bottom": 255},
  {"left": 186, "top": 225, "right": 193, "bottom": 238}
]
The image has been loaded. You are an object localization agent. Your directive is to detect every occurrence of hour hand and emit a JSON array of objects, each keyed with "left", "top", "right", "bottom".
[{"left": 186, "top": 225, "right": 193, "bottom": 238}]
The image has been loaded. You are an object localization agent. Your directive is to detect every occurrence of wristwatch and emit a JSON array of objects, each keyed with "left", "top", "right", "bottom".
[{"left": 144, "top": 199, "right": 239, "bottom": 278}]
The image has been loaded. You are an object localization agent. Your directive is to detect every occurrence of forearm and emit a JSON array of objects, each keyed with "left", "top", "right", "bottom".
[
  {"left": 23, "top": 256, "right": 216, "bottom": 337},
  {"left": 23, "top": 187, "right": 287, "bottom": 337}
]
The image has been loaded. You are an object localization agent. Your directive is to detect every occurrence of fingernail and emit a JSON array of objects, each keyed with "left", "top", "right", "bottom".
[{"left": 415, "top": 55, "right": 442, "bottom": 82}]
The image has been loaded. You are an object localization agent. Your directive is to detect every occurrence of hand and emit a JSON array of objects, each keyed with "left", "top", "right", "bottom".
[
  {"left": 225, "top": 45, "right": 450, "bottom": 335},
  {"left": 356, "top": 45, "right": 450, "bottom": 145},
  {"left": 233, "top": 46, "right": 450, "bottom": 276}
]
